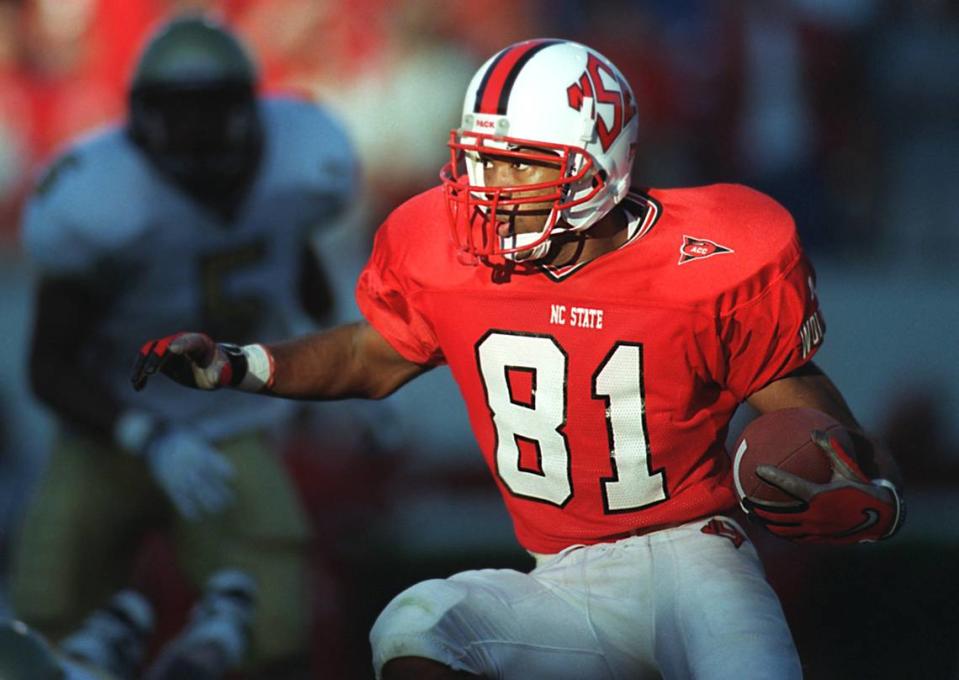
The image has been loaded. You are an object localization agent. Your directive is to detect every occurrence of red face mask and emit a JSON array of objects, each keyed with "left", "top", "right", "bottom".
[{"left": 440, "top": 130, "right": 604, "bottom": 262}]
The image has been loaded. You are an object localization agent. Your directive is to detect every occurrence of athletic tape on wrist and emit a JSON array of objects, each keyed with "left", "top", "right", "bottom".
[{"left": 237, "top": 344, "right": 275, "bottom": 392}]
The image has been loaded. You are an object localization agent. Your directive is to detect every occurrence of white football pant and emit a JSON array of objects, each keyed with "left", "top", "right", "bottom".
[{"left": 370, "top": 516, "right": 801, "bottom": 679}]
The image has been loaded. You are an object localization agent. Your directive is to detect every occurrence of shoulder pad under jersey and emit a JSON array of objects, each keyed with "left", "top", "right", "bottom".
[{"left": 257, "top": 97, "right": 359, "bottom": 218}]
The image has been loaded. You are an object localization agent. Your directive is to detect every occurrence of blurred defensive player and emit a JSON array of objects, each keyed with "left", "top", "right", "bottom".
[
  {"left": 13, "top": 14, "right": 357, "bottom": 677},
  {"left": 131, "top": 39, "right": 903, "bottom": 678}
]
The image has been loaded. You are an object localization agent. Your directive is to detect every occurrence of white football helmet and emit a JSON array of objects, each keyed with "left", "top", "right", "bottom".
[{"left": 441, "top": 39, "right": 638, "bottom": 262}]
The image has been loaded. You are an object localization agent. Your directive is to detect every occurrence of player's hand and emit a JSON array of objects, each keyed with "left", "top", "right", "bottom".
[
  {"left": 144, "top": 427, "right": 236, "bottom": 521},
  {"left": 741, "top": 430, "right": 903, "bottom": 543},
  {"left": 132, "top": 333, "right": 234, "bottom": 392}
]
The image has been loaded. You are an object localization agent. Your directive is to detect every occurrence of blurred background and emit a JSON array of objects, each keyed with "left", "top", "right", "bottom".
[{"left": 0, "top": 0, "right": 957, "bottom": 678}]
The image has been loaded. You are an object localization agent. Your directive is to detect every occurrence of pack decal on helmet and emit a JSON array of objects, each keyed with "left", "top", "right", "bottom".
[{"left": 473, "top": 39, "right": 562, "bottom": 116}]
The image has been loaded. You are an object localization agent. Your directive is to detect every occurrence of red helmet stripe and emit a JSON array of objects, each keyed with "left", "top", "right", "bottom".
[{"left": 474, "top": 39, "right": 560, "bottom": 115}]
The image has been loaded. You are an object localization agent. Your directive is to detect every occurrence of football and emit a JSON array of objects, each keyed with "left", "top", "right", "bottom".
[{"left": 732, "top": 408, "right": 851, "bottom": 505}]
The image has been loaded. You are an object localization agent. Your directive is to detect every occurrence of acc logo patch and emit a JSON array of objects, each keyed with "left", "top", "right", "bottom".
[{"left": 678, "top": 235, "right": 734, "bottom": 265}]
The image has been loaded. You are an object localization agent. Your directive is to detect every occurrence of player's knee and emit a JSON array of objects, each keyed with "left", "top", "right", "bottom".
[
  {"left": 370, "top": 579, "right": 469, "bottom": 674},
  {"left": 371, "top": 579, "right": 467, "bottom": 643}
]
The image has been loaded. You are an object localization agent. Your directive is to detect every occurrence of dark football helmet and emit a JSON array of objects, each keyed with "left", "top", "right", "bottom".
[{"left": 128, "top": 14, "right": 263, "bottom": 211}]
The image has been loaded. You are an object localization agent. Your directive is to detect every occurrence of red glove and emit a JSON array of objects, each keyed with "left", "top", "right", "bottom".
[
  {"left": 131, "top": 333, "right": 239, "bottom": 392},
  {"left": 741, "top": 430, "right": 904, "bottom": 544}
]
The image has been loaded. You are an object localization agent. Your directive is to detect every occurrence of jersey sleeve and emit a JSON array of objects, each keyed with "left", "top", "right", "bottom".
[
  {"left": 720, "top": 250, "right": 825, "bottom": 401},
  {"left": 355, "top": 214, "right": 444, "bottom": 366}
]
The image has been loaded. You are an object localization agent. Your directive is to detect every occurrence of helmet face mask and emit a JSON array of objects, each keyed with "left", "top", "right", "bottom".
[
  {"left": 441, "top": 131, "right": 602, "bottom": 260},
  {"left": 131, "top": 81, "right": 261, "bottom": 201},
  {"left": 441, "top": 39, "right": 638, "bottom": 263}
]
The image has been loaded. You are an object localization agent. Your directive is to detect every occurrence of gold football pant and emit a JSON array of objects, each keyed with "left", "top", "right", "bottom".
[{"left": 10, "top": 428, "right": 313, "bottom": 670}]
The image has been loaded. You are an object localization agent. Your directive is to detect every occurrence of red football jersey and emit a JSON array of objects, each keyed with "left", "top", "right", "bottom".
[{"left": 357, "top": 183, "right": 824, "bottom": 554}]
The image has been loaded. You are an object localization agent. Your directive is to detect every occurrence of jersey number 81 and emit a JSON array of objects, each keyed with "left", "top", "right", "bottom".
[{"left": 476, "top": 331, "right": 667, "bottom": 513}]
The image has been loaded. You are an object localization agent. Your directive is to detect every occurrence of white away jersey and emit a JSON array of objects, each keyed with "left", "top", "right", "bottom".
[{"left": 22, "top": 96, "right": 358, "bottom": 440}]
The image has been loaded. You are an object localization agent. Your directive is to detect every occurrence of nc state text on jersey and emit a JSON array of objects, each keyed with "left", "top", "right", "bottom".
[{"left": 549, "top": 304, "right": 604, "bottom": 329}]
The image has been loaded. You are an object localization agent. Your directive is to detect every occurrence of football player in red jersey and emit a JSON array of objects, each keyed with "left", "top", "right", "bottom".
[{"left": 132, "top": 40, "right": 903, "bottom": 680}]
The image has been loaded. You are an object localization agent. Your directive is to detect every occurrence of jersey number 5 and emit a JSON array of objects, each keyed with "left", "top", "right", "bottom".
[
  {"left": 476, "top": 331, "right": 666, "bottom": 513},
  {"left": 198, "top": 240, "right": 267, "bottom": 340}
]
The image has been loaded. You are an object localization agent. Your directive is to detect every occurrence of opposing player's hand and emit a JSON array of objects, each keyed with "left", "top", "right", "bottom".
[
  {"left": 741, "top": 430, "right": 903, "bottom": 543},
  {"left": 132, "top": 333, "right": 233, "bottom": 392},
  {"left": 144, "top": 427, "right": 236, "bottom": 521}
]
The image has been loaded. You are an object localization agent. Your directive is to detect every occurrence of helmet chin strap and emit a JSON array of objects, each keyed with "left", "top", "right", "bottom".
[
  {"left": 502, "top": 231, "right": 552, "bottom": 261},
  {"left": 500, "top": 205, "right": 567, "bottom": 262}
]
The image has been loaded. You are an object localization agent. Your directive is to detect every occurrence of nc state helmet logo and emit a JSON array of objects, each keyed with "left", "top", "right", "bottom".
[
  {"left": 566, "top": 54, "right": 636, "bottom": 152},
  {"left": 678, "top": 235, "right": 734, "bottom": 265}
]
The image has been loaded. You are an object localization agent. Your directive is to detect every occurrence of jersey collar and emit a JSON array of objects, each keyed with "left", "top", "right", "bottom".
[{"left": 537, "top": 190, "right": 661, "bottom": 282}]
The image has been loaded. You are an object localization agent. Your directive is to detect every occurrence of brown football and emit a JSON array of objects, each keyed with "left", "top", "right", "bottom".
[{"left": 732, "top": 408, "right": 850, "bottom": 505}]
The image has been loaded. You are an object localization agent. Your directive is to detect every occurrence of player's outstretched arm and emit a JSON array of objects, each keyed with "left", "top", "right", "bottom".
[
  {"left": 132, "top": 321, "right": 428, "bottom": 401},
  {"left": 742, "top": 362, "right": 904, "bottom": 543}
]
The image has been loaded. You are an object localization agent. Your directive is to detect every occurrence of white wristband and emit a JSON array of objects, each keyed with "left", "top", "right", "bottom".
[{"left": 237, "top": 344, "right": 275, "bottom": 392}]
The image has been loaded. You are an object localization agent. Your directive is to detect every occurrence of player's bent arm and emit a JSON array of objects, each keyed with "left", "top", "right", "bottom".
[
  {"left": 267, "top": 321, "right": 429, "bottom": 400},
  {"left": 746, "top": 361, "right": 902, "bottom": 489},
  {"left": 29, "top": 275, "right": 126, "bottom": 440},
  {"left": 742, "top": 361, "right": 905, "bottom": 542}
]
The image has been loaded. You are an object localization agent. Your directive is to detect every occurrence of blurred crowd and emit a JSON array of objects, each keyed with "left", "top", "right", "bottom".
[{"left": 0, "top": 0, "right": 958, "bottom": 262}]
